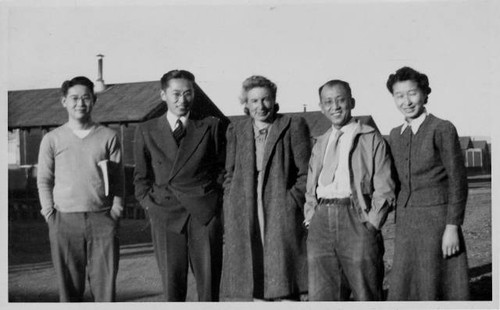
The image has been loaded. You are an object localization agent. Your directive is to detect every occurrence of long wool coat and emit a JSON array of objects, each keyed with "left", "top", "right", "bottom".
[
  {"left": 388, "top": 114, "right": 469, "bottom": 300},
  {"left": 220, "top": 114, "right": 311, "bottom": 300}
]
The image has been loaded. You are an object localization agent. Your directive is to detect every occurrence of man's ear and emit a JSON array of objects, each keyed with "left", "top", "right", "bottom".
[
  {"left": 350, "top": 98, "right": 356, "bottom": 110},
  {"left": 160, "top": 89, "right": 167, "bottom": 102},
  {"left": 61, "top": 96, "right": 67, "bottom": 107}
]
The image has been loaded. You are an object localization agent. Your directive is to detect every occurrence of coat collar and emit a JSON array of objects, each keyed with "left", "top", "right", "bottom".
[
  {"left": 236, "top": 113, "right": 291, "bottom": 165},
  {"left": 315, "top": 118, "right": 375, "bottom": 162},
  {"left": 352, "top": 118, "right": 375, "bottom": 136},
  {"left": 235, "top": 114, "right": 291, "bottom": 198},
  {"left": 238, "top": 115, "right": 291, "bottom": 171},
  {"left": 261, "top": 114, "right": 291, "bottom": 172}
]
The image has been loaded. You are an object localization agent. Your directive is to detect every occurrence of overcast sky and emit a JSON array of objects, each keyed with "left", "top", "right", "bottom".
[{"left": 3, "top": 0, "right": 500, "bottom": 136}]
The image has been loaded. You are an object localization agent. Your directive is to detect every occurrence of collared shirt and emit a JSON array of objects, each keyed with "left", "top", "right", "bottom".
[
  {"left": 317, "top": 118, "right": 357, "bottom": 199},
  {"left": 253, "top": 123, "right": 272, "bottom": 172},
  {"left": 166, "top": 110, "right": 189, "bottom": 131},
  {"left": 253, "top": 121, "right": 272, "bottom": 245},
  {"left": 400, "top": 109, "right": 428, "bottom": 135}
]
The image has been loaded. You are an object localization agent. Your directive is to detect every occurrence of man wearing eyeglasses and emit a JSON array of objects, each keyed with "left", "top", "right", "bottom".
[
  {"left": 37, "top": 76, "right": 124, "bottom": 302},
  {"left": 133, "top": 70, "right": 224, "bottom": 301},
  {"left": 303, "top": 80, "right": 395, "bottom": 301}
]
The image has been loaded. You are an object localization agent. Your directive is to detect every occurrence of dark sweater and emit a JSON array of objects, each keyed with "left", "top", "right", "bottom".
[{"left": 389, "top": 114, "right": 467, "bottom": 225}]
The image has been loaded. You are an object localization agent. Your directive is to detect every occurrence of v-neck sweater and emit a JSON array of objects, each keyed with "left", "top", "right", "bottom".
[{"left": 37, "top": 123, "right": 123, "bottom": 219}]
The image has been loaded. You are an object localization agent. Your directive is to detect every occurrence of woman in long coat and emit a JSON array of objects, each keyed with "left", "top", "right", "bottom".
[
  {"left": 220, "top": 75, "right": 311, "bottom": 301},
  {"left": 387, "top": 67, "right": 469, "bottom": 300}
]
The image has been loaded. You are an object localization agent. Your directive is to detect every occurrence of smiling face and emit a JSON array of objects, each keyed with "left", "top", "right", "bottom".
[
  {"left": 392, "top": 80, "right": 427, "bottom": 121},
  {"left": 61, "top": 84, "right": 95, "bottom": 124},
  {"left": 245, "top": 87, "right": 276, "bottom": 123},
  {"left": 161, "top": 78, "right": 195, "bottom": 117},
  {"left": 319, "top": 84, "right": 355, "bottom": 129}
]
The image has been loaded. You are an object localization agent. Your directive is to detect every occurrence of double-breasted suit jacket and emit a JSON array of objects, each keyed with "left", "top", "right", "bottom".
[{"left": 133, "top": 113, "right": 225, "bottom": 233}]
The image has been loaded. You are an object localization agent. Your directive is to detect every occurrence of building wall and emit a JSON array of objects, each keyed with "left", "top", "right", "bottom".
[
  {"left": 19, "top": 128, "right": 44, "bottom": 166},
  {"left": 464, "top": 148, "right": 491, "bottom": 174},
  {"left": 8, "top": 130, "right": 20, "bottom": 165},
  {"left": 108, "top": 123, "right": 138, "bottom": 166}
]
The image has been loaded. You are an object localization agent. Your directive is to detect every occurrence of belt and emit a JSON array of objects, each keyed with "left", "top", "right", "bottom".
[{"left": 318, "top": 197, "right": 351, "bottom": 205}]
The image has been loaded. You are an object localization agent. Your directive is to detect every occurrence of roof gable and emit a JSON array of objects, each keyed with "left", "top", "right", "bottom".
[
  {"left": 8, "top": 81, "right": 226, "bottom": 129},
  {"left": 472, "top": 140, "right": 488, "bottom": 150},
  {"left": 459, "top": 136, "right": 473, "bottom": 150}
]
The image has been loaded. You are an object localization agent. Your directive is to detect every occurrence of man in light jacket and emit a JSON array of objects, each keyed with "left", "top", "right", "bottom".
[{"left": 304, "top": 79, "right": 395, "bottom": 301}]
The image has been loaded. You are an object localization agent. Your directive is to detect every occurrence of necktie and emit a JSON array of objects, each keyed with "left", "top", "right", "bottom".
[
  {"left": 172, "top": 119, "right": 185, "bottom": 145},
  {"left": 319, "top": 130, "right": 343, "bottom": 185}
]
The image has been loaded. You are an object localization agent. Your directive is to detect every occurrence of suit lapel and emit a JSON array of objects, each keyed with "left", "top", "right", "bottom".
[
  {"left": 152, "top": 116, "right": 178, "bottom": 161},
  {"left": 169, "top": 118, "right": 209, "bottom": 180},
  {"left": 261, "top": 115, "right": 290, "bottom": 174}
]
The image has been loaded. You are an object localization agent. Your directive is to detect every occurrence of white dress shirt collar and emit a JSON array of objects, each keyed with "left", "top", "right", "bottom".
[
  {"left": 166, "top": 110, "right": 189, "bottom": 130},
  {"left": 400, "top": 110, "right": 428, "bottom": 135}
]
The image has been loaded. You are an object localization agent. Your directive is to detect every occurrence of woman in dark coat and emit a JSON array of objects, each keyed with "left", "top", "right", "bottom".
[
  {"left": 220, "top": 75, "right": 311, "bottom": 301},
  {"left": 387, "top": 67, "right": 469, "bottom": 300}
]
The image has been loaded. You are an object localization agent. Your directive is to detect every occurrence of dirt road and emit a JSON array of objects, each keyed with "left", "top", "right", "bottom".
[{"left": 8, "top": 180, "right": 491, "bottom": 302}]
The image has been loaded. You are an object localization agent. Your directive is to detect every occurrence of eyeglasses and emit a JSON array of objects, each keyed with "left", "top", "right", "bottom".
[
  {"left": 320, "top": 97, "right": 349, "bottom": 108},
  {"left": 170, "top": 91, "right": 193, "bottom": 102},
  {"left": 67, "top": 95, "right": 93, "bottom": 103}
]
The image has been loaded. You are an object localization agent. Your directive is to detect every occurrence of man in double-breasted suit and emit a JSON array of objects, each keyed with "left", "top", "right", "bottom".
[{"left": 133, "top": 70, "right": 224, "bottom": 301}]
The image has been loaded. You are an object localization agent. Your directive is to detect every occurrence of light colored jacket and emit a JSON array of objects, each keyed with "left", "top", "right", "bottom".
[{"left": 304, "top": 119, "right": 396, "bottom": 230}]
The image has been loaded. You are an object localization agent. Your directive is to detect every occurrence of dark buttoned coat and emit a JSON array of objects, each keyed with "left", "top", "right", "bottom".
[
  {"left": 133, "top": 113, "right": 225, "bottom": 233},
  {"left": 220, "top": 114, "right": 311, "bottom": 300}
]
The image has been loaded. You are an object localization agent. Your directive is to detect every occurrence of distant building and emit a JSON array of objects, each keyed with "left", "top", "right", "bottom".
[
  {"left": 459, "top": 136, "right": 474, "bottom": 150},
  {"left": 8, "top": 79, "right": 227, "bottom": 214},
  {"left": 8, "top": 81, "right": 227, "bottom": 166},
  {"left": 466, "top": 140, "right": 491, "bottom": 173},
  {"left": 459, "top": 136, "right": 473, "bottom": 162}
]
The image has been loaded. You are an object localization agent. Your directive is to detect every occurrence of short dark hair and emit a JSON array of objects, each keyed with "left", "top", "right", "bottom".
[
  {"left": 160, "top": 70, "right": 195, "bottom": 90},
  {"left": 61, "top": 76, "right": 95, "bottom": 99},
  {"left": 318, "top": 80, "right": 352, "bottom": 98},
  {"left": 386, "top": 67, "right": 432, "bottom": 102}
]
